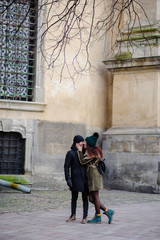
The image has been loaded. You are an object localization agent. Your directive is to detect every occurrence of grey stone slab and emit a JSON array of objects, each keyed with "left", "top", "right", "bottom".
[{"left": 0, "top": 190, "right": 160, "bottom": 240}]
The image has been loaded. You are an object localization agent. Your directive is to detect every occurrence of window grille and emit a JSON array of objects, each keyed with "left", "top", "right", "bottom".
[
  {"left": 0, "top": 0, "right": 38, "bottom": 101},
  {"left": 0, "top": 131, "right": 25, "bottom": 174}
]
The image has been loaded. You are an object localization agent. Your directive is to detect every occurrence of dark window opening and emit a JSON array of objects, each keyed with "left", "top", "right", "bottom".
[
  {"left": 0, "top": 0, "right": 38, "bottom": 101},
  {"left": 0, "top": 131, "right": 25, "bottom": 174}
]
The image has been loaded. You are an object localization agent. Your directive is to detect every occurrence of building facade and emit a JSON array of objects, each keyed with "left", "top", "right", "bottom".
[
  {"left": 103, "top": 0, "right": 160, "bottom": 193},
  {"left": 0, "top": 0, "right": 112, "bottom": 189}
]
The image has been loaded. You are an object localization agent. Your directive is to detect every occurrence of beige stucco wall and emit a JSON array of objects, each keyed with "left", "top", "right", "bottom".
[
  {"left": 41, "top": 0, "right": 112, "bottom": 130},
  {"left": 112, "top": 70, "right": 160, "bottom": 127},
  {"left": 107, "top": 0, "right": 160, "bottom": 128},
  {"left": 124, "top": 0, "right": 157, "bottom": 27},
  {"left": 0, "top": 1, "right": 113, "bottom": 188},
  {"left": 158, "top": 72, "right": 160, "bottom": 126},
  {"left": 43, "top": 67, "right": 109, "bottom": 128},
  {"left": 0, "top": 1, "right": 111, "bottom": 130}
]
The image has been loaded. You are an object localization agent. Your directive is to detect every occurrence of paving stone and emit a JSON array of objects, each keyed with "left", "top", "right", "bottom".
[{"left": 0, "top": 189, "right": 160, "bottom": 239}]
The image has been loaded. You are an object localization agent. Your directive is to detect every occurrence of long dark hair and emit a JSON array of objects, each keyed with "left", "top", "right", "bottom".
[{"left": 86, "top": 144, "right": 103, "bottom": 158}]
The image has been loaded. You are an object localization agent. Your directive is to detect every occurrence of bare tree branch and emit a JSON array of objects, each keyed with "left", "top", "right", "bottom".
[{"left": 0, "top": 0, "right": 152, "bottom": 82}]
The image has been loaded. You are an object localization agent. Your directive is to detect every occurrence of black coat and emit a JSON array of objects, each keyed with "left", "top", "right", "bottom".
[{"left": 64, "top": 144, "right": 88, "bottom": 192}]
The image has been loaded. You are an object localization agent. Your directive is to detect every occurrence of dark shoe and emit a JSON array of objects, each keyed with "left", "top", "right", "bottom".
[
  {"left": 88, "top": 214, "right": 101, "bottom": 224},
  {"left": 81, "top": 218, "right": 88, "bottom": 224},
  {"left": 103, "top": 209, "right": 115, "bottom": 224},
  {"left": 66, "top": 215, "right": 76, "bottom": 222}
]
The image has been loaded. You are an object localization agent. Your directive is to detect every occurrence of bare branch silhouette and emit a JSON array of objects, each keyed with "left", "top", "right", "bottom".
[{"left": 0, "top": 0, "right": 152, "bottom": 81}]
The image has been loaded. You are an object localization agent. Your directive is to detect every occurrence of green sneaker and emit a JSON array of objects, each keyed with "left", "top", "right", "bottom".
[
  {"left": 88, "top": 214, "right": 102, "bottom": 224},
  {"left": 103, "top": 209, "right": 115, "bottom": 224}
]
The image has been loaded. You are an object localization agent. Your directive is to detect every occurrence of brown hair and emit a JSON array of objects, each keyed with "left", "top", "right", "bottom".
[{"left": 86, "top": 144, "right": 103, "bottom": 158}]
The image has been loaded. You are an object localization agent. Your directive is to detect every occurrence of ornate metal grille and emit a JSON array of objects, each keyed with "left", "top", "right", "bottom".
[
  {"left": 0, "top": 0, "right": 37, "bottom": 101},
  {"left": 0, "top": 131, "right": 25, "bottom": 174}
]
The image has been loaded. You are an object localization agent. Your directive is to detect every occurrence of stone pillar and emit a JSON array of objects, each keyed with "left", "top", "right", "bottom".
[{"left": 103, "top": 0, "right": 160, "bottom": 193}]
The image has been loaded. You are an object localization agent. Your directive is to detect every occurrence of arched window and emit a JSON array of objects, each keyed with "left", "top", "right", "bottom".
[{"left": 0, "top": 131, "right": 25, "bottom": 174}]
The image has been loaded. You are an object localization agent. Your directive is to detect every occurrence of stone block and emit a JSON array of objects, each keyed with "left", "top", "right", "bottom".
[
  {"left": 146, "top": 142, "right": 160, "bottom": 153},
  {"left": 132, "top": 142, "right": 147, "bottom": 153},
  {"left": 103, "top": 129, "right": 160, "bottom": 193},
  {"left": 123, "top": 142, "right": 132, "bottom": 152},
  {"left": 109, "top": 141, "right": 124, "bottom": 152},
  {"left": 142, "top": 136, "right": 160, "bottom": 142}
]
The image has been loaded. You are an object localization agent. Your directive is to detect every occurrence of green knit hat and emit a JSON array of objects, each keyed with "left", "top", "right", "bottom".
[{"left": 85, "top": 132, "right": 99, "bottom": 147}]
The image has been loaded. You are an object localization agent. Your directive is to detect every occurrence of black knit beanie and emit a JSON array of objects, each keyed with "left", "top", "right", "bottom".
[
  {"left": 85, "top": 132, "right": 99, "bottom": 147},
  {"left": 73, "top": 135, "right": 84, "bottom": 144}
]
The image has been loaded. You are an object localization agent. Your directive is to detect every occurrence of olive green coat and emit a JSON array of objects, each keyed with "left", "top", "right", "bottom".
[{"left": 78, "top": 151, "right": 103, "bottom": 192}]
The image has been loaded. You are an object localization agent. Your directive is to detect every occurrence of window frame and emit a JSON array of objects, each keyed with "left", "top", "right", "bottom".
[{"left": 0, "top": 0, "right": 46, "bottom": 112}]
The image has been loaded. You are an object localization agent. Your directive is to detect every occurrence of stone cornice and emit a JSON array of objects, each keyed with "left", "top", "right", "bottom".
[
  {"left": 0, "top": 100, "right": 46, "bottom": 112},
  {"left": 103, "top": 127, "right": 160, "bottom": 135},
  {"left": 103, "top": 56, "right": 160, "bottom": 72}
]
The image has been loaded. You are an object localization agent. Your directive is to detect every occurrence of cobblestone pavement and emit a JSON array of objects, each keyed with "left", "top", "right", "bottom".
[{"left": 0, "top": 189, "right": 160, "bottom": 239}]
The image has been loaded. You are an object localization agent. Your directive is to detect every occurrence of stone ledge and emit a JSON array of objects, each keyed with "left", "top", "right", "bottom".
[
  {"left": 103, "top": 127, "right": 160, "bottom": 135},
  {"left": 0, "top": 100, "right": 46, "bottom": 112},
  {"left": 103, "top": 56, "right": 160, "bottom": 72}
]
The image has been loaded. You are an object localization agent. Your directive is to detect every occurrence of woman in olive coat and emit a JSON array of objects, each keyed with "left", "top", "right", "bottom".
[
  {"left": 78, "top": 132, "right": 115, "bottom": 224},
  {"left": 64, "top": 135, "right": 89, "bottom": 224}
]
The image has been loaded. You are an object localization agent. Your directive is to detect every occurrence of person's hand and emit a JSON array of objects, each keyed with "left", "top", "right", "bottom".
[
  {"left": 76, "top": 143, "right": 83, "bottom": 151},
  {"left": 67, "top": 179, "right": 72, "bottom": 189},
  {"left": 83, "top": 141, "right": 87, "bottom": 149}
]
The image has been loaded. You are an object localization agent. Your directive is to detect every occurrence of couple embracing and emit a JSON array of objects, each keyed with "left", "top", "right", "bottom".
[{"left": 64, "top": 132, "right": 115, "bottom": 224}]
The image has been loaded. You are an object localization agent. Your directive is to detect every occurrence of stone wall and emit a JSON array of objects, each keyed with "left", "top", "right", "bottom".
[
  {"left": 32, "top": 120, "right": 86, "bottom": 189},
  {"left": 0, "top": 118, "right": 104, "bottom": 190},
  {"left": 32, "top": 120, "right": 104, "bottom": 189},
  {"left": 103, "top": 128, "right": 160, "bottom": 193}
]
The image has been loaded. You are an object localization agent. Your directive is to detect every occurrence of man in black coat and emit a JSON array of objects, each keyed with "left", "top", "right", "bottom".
[{"left": 64, "top": 135, "right": 88, "bottom": 224}]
